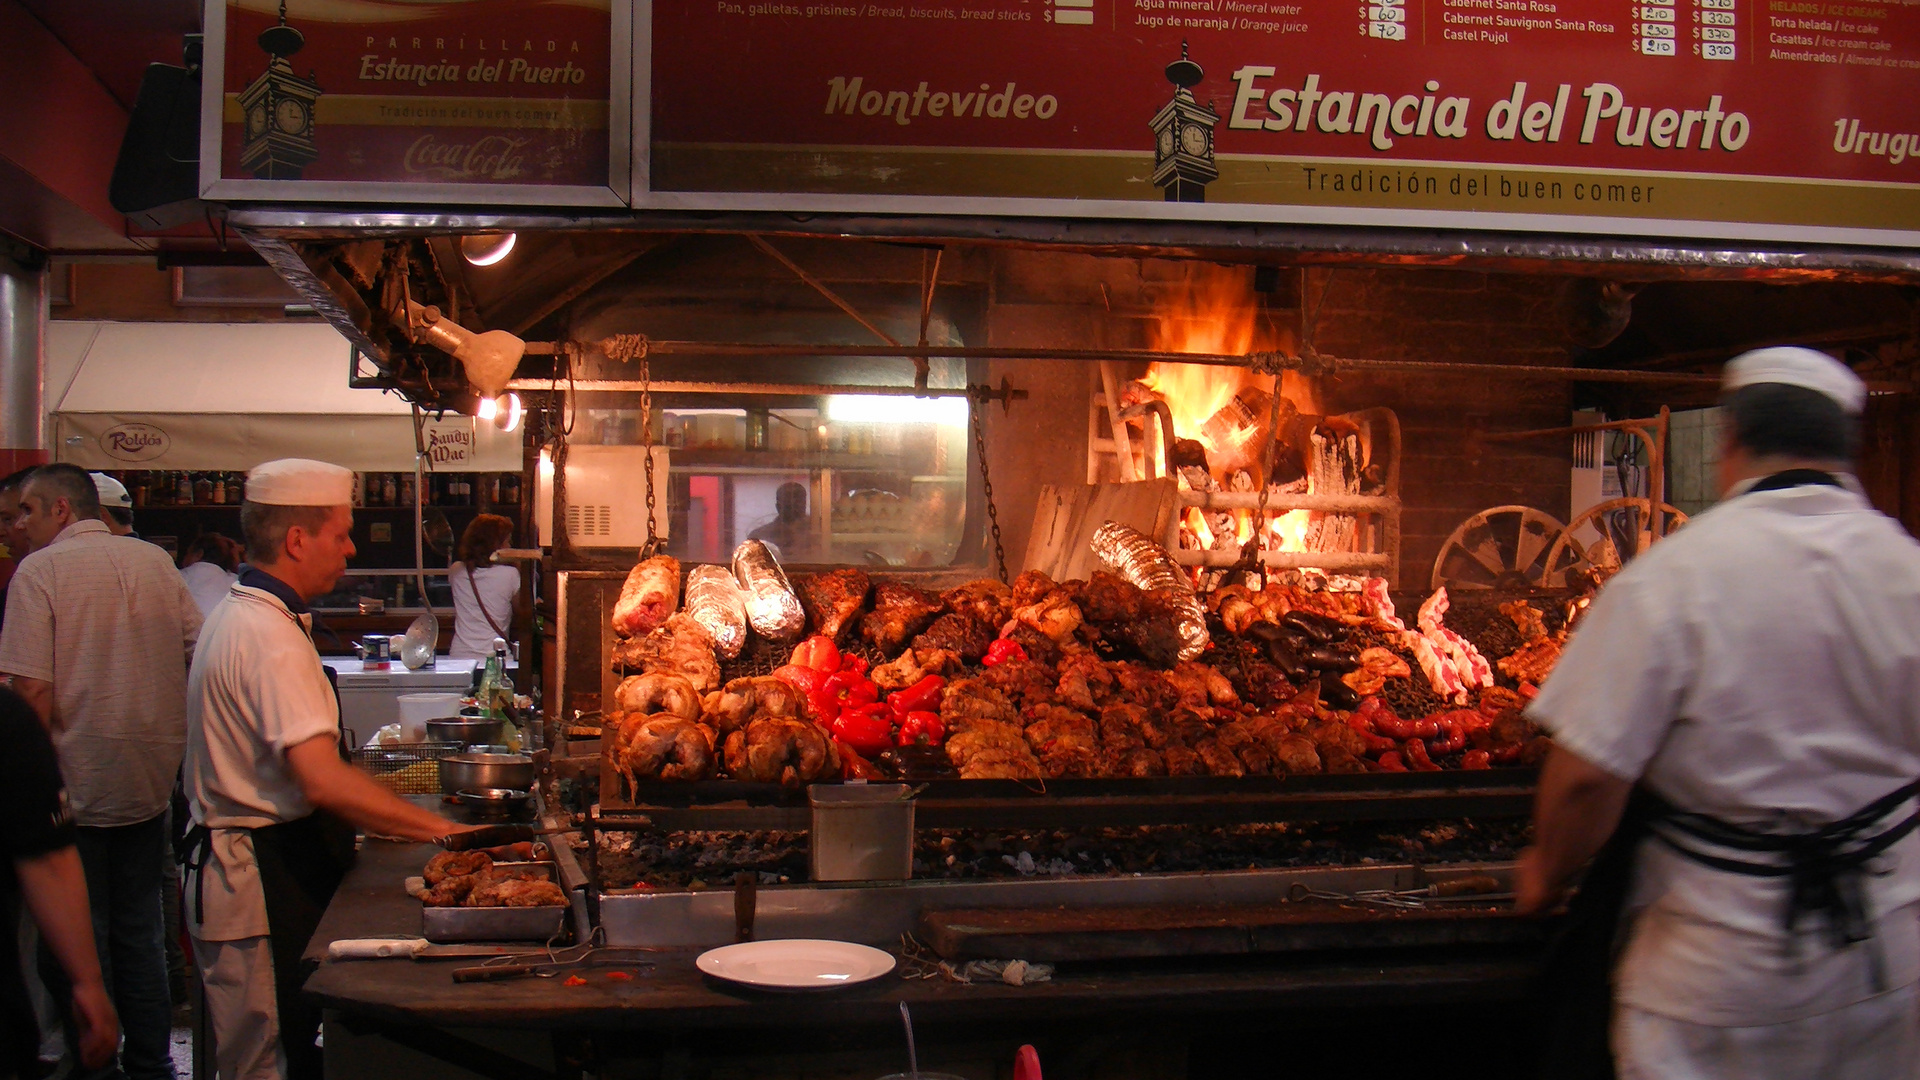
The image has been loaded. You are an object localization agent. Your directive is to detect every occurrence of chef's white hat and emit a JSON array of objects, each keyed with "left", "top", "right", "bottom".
[
  {"left": 90, "top": 473, "right": 131, "bottom": 508},
  {"left": 246, "top": 458, "right": 354, "bottom": 506},
  {"left": 1723, "top": 346, "right": 1866, "bottom": 415}
]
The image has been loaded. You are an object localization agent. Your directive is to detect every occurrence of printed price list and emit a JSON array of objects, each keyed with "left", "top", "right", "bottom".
[
  {"left": 1695, "top": 0, "right": 1737, "bottom": 59},
  {"left": 1364, "top": 0, "right": 1405, "bottom": 40},
  {"left": 1635, "top": 0, "right": 1677, "bottom": 55}
]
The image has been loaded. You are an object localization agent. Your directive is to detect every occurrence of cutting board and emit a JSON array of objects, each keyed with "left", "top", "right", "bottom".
[{"left": 1022, "top": 479, "right": 1179, "bottom": 581}]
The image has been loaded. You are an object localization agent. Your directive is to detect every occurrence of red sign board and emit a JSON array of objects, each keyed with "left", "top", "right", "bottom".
[
  {"left": 204, "top": 0, "right": 622, "bottom": 203},
  {"left": 645, "top": 0, "right": 1920, "bottom": 243}
]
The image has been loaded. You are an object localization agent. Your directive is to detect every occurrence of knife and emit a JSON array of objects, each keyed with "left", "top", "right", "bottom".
[{"left": 326, "top": 938, "right": 527, "bottom": 961}]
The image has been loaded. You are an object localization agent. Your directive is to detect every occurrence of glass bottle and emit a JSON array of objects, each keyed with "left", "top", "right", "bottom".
[
  {"left": 209, "top": 471, "right": 226, "bottom": 505},
  {"left": 227, "top": 472, "right": 243, "bottom": 504},
  {"left": 195, "top": 473, "right": 214, "bottom": 504},
  {"left": 175, "top": 471, "right": 193, "bottom": 506},
  {"left": 399, "top": 472, "right": 415, "bottom": 508}
]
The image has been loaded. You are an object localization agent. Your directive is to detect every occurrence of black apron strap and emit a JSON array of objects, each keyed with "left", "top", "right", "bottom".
[{"left": 250, "top": 811, "right": 356, "bottom": 1080}]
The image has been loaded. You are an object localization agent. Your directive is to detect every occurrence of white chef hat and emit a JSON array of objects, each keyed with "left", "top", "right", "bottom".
[
  {"left": 90, "top": 473, "right": 131, "bottom": 508},
  {"left": 1723, "top": 346, "right": 1866, "bottom": 415},
  {"left": 245, "top": 458, "right": 354, "bottom": 506}
]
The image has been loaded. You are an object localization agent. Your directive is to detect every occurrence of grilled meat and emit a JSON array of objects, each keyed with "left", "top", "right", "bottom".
[
  {"left": 619, "top": 715, "right": 715, "bottom": 787},
  {"left": 1023, "top": 704, "right": 1100, "bottom": 778},
  {"left": 1011, "top": 589, "right": 1083, "bottom": 644},
  {"left": 1499, "top": 599, "right": 1549, "bottom": 643},
  {"left": 722, "top": 715, "right": 838, "bottom": 787},
  {"left": 941, "top": 579, "right": 1013, "bottom": 631},
  {"left": 1079, "top": 571, "right": 1145, "bottom": 624},
  {"left": 612, "top": 671, "right": 702, "bottom": 719},
  {"left": 611, "top": 613, "right": 720, "bottom": 692},
  {"left": 1342, "top": 645, "right": 1412, "bottom": 697},
  {"left": 424, "top": 851, "right": 492, "bottom": 887},
  {"left": 913, "top": 612, "right": 995, "bottom": 663},
  {"left": 799, "top": 568, "right": 871, "bottom": 640},
  {"left": 860, "top": 581, "right": 945, "bottom": 656},
  {"left": 465, "top": 876, "right": 568, "bottom": 908},
  {"left": 1497, "top": 637, "right": 1562, "bottom": 685},
  {"left": 611, "top": 554, "right": 680, "bottom": 637},
  {"left": 702, "top": 675, "right": 807, "bottom": 736}
]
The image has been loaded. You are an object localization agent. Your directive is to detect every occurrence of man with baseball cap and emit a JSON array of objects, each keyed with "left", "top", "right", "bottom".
[
  {"left": 181, "top": 459, "right": 477, "bottom": 1080},
  {"left": 89, "top": 473, "right": 135, "bottom": 537},
  {"left": 1517, "top": 347, "right": 1920, "bottom": 1077}
]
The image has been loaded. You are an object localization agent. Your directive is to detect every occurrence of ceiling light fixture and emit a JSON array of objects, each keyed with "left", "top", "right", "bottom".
[
  {"left": 405, "top": 300, "right": 526, "bottom": 399},
  {"left": 459, "top": 232, "right": 517, "bottom": 266}
]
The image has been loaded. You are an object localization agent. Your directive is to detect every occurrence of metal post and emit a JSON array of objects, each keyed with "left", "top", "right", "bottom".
[{"left": 0, "top": 250, "right": 48, "bottom": 472}]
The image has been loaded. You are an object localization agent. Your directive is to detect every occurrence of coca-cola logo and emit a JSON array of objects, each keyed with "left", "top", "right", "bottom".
[
  {"left": 101, "top": 423, "right": 170, "bottom": 462},
  {"left": 402, "top": 134, "right": 529, "bottom": 181}
]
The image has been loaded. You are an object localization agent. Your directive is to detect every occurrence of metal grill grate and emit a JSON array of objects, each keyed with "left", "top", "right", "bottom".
[{"left": 349, "top": 741, "right": 465, "bottom": 795}]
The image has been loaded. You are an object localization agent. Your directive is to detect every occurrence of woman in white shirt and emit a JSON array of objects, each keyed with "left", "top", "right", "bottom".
[
  {"left": 448, "top": 513, "right": 521, "bottom": 660},
  {"left": 179, "top": 532, "right": 240, "bottom": 617}
]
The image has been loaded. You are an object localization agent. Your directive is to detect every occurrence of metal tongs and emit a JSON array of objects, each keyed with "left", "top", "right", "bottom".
[
  {"left": 1287, "top": 875, "right": 1511, "bottom": 911},
  {"left": 450, "top": 934, "right": 658, "bottom": 984}
]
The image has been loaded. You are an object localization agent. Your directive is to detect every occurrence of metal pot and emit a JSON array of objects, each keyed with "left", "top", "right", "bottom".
[
  {"left": 426, "top": 717, "right": 503, "bottom": 746},
  {"left": 439, "top": 753, "right": 534, "bottom": 795},
  {"left": 454, "top": 787, "right": 532, "bottom": 818}
]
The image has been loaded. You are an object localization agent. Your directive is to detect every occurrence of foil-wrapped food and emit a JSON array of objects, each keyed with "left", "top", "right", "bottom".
[
  {"left": 611, "top": 554, "right": 680, "bottom": 638},
  {"left": 730, "top": 540, "right": 806, "bottom": 642},
  {"left": 1089, "top": 521, "right": 1208, "bottom": 661},
  {"left": 684, "top": 564, "right": 748, "bottom": 659}
]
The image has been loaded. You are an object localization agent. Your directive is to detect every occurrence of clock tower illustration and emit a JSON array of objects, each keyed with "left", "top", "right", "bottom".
[
  {"left": 238, "top": 0, "right": 323, "bottom": 180},
  {"left": 1148, "top": 42, "right": 1219, "bottom": 203}
]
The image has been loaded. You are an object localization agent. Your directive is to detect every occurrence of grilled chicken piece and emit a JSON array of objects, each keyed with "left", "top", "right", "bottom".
[
  {"left": 1207, "top": 584, "right": 1263, "bottom": 635},
  {"left": 799, "top": 568, "right": 871, "bottom": 640},
  {"left": 423, "top": 874, "right": 480, "bottom": 906},
  {"left": 979, "top": 658, "right": 1059, "bottom": 711},
  {"left": 424, "top": 851, "right": 492, "bottom": 887},
  {"left": 1497, "top": 638, "right": 1563, "bottom": 685},
  {"left": 1079, "top": 571, "right": 1145, "bottom": 624},
  {"left": 1011, "top": 590, "right": 1083, "bottom": 644},
  {"left": 612, "top": 671, "right": 702, "bottom": 719},
  {"left": 1342, "top": 646, "right": 1412, "bottom": 697},
  {"left": 1010, "top": 569, "right": 1058, "bottom": 608},
  {"left": 1195, "top": 737, "right": 1247, "bottom": 777},
  {"left": 1055, "top": 652, "right": 1113, "bottom": 711},
  {"left": 1108, "top": 662, "right": 1179, "bottom": 714},
  {"left": 619, "top": 715, "right": 715, "bottom": 786},
  {"left": 941, "top": 579, "right": 1013, "bottom": 631},
  {"left": 1023, "top": 705, "right": 1100, "bottom": 779},
  {"left": 702, "top": 675, "right": 807, "bottom": 736},
  {"left": 939, "top": 678, "right": 1021, "bottom": 729},
  {"left": 611, "top": 613, "right": 720, "bottom": 692},
  {"left": 465, "top": 876, "right": 568, "bottom": 908},
  {"left": 860, "top": 582, "right": 945, "bottom": 656},
  {"left": 945, "top": 721, "right": 1043, "bottom": 780},
  {"left": 1499, "top": 599, "right": 1550, "bottom": 643},
  {"left": 722, "top": 715, "right": 838, "bottom": 787},
  {"left": 869, "top": 649, "right": 928, "bottom": 693},
  {"left": 913, "top": 612, "right": 994, "bottom": 663},
  {"left": 1161, "top": 743, "right": 1204, "bottom": 776},
  {"left": 611, "top": 555, "right": 680, "bottom": 637}
]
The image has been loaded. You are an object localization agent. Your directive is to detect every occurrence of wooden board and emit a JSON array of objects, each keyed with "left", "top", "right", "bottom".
[
  {"left": 919, "top": 901, "right": 1543, "bottom": 963},
  {"left": 1022, "top": 479, "right": 1179, "bottom": 581}
]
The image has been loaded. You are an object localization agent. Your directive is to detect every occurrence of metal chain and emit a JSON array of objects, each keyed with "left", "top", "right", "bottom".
[
  {"left": 969, "top": 387, "right": 1007, "bottom": 583},
  {"left": 639, "top": 351, "right": 659, "bottom": 556},
  {"left": 1233, "top": 368, "right": 1290, "bottom": 587}
]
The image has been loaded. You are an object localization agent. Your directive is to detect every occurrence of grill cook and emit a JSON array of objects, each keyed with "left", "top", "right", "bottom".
[
  {"left": 180, "top": 459, "right": 480, "bottom": 1080},
  {"left": 1517, "top": 347, "right": 1920, "bottom": 1077}
]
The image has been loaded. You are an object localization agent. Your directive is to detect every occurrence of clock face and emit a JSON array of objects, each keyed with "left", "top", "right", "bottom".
[
  {"left": 274, "top": 98, "right": 307, "bottom": 135},
  {"left": 247, "top": 104, "right": 267, "bottom": 137},
  {"left": 1180, "top": 124, "right": 1209, "bottom": 157},
  {"left": 1156, "top": 127, "right": 1174, "bottom": 159}
]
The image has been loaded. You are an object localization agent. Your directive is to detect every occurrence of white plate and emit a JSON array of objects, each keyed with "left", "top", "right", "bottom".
[{"left": 695, "top": 939, "right": 896, "bottom": 991}]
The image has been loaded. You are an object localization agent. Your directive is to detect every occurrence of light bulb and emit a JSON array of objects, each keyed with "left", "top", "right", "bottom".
[
  {"left": 476, "top": 396, "right": 498, "bottom": 421},
  {"left": 497, "top": 393, "right": 523, "bottom": 433},
  {"left": 459, "top": 232, "right": 516, "bottom": 266}
]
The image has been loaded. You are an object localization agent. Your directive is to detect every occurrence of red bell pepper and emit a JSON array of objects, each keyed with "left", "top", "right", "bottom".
[
  {"left": 895, "top": 711, "right": 945, "bottom": 747},
  {"left": 1460, "top": 749, "right": 1493, "bottom": 770},
  {"left": 790, "top": 635, "right": 840, "bottom": 673},
  {"left": 1373, "top": 751, "right": 1407, "bottom": 772},
  {"left": 770, "top": 664, "right": 826, "bottom": 696},
  {"left": 887, "top": 675, "right": 946, "bottom": 718},
  {"left": 836, "top": 740, "right": 885, "bottom": 780},
  {"left": 830, "top": 704, "right": 894, "bottom": 756},
  {"left": 811, "top": 670, "right": 878, "bottom": 724},
  {"left": 983, "top": 639, "right": 1027, "bottom": 667},
  {"left": 838, "top": 653, "right": 869, "bottom": 676}
]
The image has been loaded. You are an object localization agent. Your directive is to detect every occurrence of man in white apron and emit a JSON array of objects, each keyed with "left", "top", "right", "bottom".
[
  {"left": 1517, "top": 347, "right": 1920, "bottom": 1079},
  {"left": 181, "top": 459, "right": 478, "bottom": 1080}
]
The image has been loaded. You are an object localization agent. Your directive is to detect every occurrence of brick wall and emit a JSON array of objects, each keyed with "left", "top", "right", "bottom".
[{"left": 1307, "top": 268, "right": 1574, "bottom": 588}]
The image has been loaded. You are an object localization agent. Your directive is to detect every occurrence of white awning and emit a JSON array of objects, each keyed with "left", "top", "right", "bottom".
[{"left": 51, "top": 322, "right": 520, "bottom": 472}]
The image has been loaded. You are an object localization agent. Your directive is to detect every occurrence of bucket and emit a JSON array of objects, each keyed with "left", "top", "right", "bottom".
[
  {"left": 398, "top": 692, "right": 465, "bottom": 741},
  {"left": 809, "top": 783, "right": 915, "bottom": 882}
]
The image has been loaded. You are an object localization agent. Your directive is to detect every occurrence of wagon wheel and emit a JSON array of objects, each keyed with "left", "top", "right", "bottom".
[
  {"left": 1430, "top": 505, "right": 1577, "bottom": 591},
  {"left": 1542, "top": 497, "right": 1688, "bottom": 587}
]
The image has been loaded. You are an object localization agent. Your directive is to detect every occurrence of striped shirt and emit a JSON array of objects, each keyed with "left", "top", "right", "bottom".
[{"left": 0, "top": 519, "right": 201, "bottom": 826}]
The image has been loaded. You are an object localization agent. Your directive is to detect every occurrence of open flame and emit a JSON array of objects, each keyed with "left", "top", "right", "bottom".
[{"left": 1136, "top": 265, "right": 1320, "bottom": 556}]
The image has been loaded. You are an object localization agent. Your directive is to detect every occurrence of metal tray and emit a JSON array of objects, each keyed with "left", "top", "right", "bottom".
[{"left": 422, "top": 903, "right": 569, "bottom": 943}]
